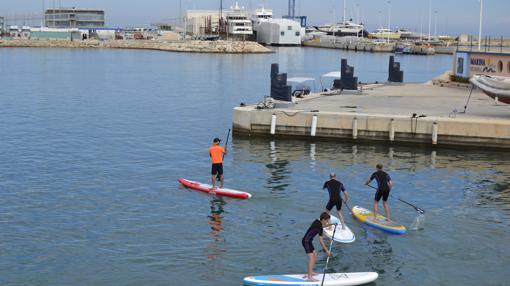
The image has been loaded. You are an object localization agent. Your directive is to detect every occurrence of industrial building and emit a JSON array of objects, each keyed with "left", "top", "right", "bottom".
[
  {"left": 30, "top": 27, "right": 81, "bottom": 40},
  {"left": 44, "top": 8, "right": 105, "bottom": 28},
  {"left": 256, "top": 19, "right": 303, "bottom": 46}
]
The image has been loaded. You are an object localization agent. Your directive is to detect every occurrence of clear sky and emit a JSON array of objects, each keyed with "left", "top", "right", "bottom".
[{"left": 2, "top": 0, "right": 509, "bottom": 36}]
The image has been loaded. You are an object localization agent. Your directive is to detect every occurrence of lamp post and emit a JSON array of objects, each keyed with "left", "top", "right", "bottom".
[
  {"left": 387, "top": 1, "right": 391, "bottom": 43},
  {"left": 478, "top": 0, "right": 483, "bottom": 51}
]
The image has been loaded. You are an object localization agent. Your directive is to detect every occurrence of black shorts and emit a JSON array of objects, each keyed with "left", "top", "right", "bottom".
[
  {"left": 302, "top": 239, "right": 314, "bottom": 254},
  {"left": 374, "top": 188, "right": 390, "bottom": 202},
  {"left": 326, "top": 199, "right": 343, "bottom": 211},
  {"left": 211, "top": 163, "right": 223, "bottom": 175}
]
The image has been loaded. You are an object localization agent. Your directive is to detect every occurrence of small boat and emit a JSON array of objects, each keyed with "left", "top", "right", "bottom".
[{"left": 470, "top": 75, "right": 510, "bottom": 104}]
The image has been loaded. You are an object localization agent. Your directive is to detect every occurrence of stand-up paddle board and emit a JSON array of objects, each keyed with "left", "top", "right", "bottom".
[
  {"left": 324, "top": 215, "right": 355, "bottom": 243},
  {"left": 178, "top": 178, "right": 252, "bottom": 199},
  {"left": 351, "top": 206, "right": 406, "bottom": 234},
  {"left": 243, "top": 272, "right": 378, "bottom": 286}
]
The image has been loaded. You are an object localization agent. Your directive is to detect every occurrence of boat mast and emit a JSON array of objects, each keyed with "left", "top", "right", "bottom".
[
  {"left": 387, "top": 1, "right": 391, "bottom": 43},
  {"left": 428, "top": 0, "right": 431, "bottom": 41},
  {"left": 343, "top": 0, "right": 346, "bottom": 23}
]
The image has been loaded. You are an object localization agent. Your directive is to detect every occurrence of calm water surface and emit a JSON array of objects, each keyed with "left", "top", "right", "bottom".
[{"left": 0, "top": 47, "right": 509, "bottom": 286}]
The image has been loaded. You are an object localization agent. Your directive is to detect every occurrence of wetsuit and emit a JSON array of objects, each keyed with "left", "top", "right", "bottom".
[
  {"left": 301, "top": 219, "right": 323, "bottom": 254},
  {"left": 323, "top": 179, "right": 346, "bottom": 211},
  {"left": 370, "top": 170, "right": 392, "bottom": 202}
]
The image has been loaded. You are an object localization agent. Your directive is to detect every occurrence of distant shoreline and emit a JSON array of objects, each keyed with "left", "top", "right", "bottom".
[{"left": 0, "top": 39, "right": 273, "bottom": 54}]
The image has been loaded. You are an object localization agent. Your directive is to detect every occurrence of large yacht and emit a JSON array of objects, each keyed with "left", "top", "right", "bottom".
[
  {"left": 316, "top": 20, "right": 367, "bottom": 37},
  {"left": 226, "top": 2, "right": 253, "bottom": 35},
  {"left": 251, "top": 6, "right": 273, "bottom": 32},
  {"left": 368, "top": 28, "right": 401, "bottom": 40}
]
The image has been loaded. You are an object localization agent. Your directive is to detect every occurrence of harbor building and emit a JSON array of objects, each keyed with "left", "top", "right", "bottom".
[
  {"left": 185, "top": 10, "right": 221, "bottom": 35},
  {"left": 30, "top": 27, "right": 81, "bottom": 40},
  {"left": 184, "top": 2, "right": 252, "bottom": 37},
  {"left": 256, "top": 19, "right": 303, "bottom": 46},
  {"left": 454, "top": 51, "right": 510, "bottom": 79},
  {"left": 0, "top": 17, "right": 4, "bottom": 34},
  {"left": 44, "top": 8, "right": 105, "bottom": 28}
]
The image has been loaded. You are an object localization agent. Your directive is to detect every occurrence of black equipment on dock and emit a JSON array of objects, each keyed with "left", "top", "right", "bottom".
[
  {"left": 333, "top": 59, "right": 358, "bottom": 90},
  {"left": 270, "top": 63, "right": 292, "bottom": 102},
  {"left": 388, "top": 56, "right": 404, "bottom": 83}
]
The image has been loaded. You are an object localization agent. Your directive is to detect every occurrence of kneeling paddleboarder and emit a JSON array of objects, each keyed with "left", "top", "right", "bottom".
[{"left": 302, "top": 212, "right": 333, "bottom": 281}]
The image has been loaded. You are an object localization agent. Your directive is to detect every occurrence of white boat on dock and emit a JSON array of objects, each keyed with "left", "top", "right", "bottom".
[{"left": 470, "top": 74, "right": 510, "bottom": 104}]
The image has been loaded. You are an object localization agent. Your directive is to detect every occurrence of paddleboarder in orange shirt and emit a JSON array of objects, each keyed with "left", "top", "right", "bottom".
[{"left": 209, "top": 137, "right": 227, "bottom": 190}]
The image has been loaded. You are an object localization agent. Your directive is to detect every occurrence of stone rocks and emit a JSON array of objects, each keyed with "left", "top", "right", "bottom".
[{"left": 0, "top": 39, "right": 272, "bottom": 54}]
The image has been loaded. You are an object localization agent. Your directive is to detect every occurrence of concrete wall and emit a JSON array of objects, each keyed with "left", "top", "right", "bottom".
[{"left": 233, "top": 107, "right": 510, "bottom": 149}]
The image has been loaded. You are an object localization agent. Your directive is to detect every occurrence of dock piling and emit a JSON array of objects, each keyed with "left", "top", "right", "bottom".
[
  {"left": 270, "top": 113, "right": 277, "bottom": 135},
  {"left": 352, "top": 117, "right": 358, "bottom": 139},
  {"left": 432, "top": 122, "right": 438, "bottom": 145},
  {"left": 311, "top": 114, "right": 318, "bottom": 136},
  {"left": 389, "top": 119, "right": 395, "bottom": 142}
]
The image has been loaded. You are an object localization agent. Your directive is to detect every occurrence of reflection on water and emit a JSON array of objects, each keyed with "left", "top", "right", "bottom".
[
  {"left": 208, "top": 197, "right": 226, "bottom": 244},
  {"left": 265, "top": 140, "right": 291, "bottom": 192},
  {"left": 204, "top": 197, "right": 227, "bottom": 279}
]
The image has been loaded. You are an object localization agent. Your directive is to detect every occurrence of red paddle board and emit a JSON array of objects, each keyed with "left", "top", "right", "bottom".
[{"left": 178, "top": 178, "right": 252, "bottom": 199}]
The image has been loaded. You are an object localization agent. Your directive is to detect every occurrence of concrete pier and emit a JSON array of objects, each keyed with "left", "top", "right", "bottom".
[{"left": 233, "top": 83, "right": 510, "bottom": 149}]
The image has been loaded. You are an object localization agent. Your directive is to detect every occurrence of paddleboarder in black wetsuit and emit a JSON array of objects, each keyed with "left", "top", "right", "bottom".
[
  {"left": 365, "top": 164, "right": 393, "bottom": 221},
  {"left": 301, "top": 212, "right": 333, "bottom": 281},
  {"left": 323, "top": 173, "right": 349, "bottom": 230}
]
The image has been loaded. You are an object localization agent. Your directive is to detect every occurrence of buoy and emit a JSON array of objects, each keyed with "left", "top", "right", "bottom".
[
  {"left": 270, "top": 113, "right": 276, "bottom": 135},
  {"left": 311, "top": 114, "right": 318, "bottom": 136}
]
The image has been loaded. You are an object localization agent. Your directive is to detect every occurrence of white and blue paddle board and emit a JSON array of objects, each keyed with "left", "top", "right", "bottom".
[
  {"left": 323, "top": 215, "right": 355, "bottom": 243},
  {"left": 243, "top": 272, "right": 378, "bottom": 286}
]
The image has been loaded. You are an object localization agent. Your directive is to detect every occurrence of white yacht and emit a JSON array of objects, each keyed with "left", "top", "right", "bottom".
[
  {"left": 317, "top": 20, "right": 366, "bottom": 37},
  {"left": 369, "top": 28, "right": 401, "bottom": 40},
  {"left": 226, "top": 2, "right": 253, "bottom": 35},
  {"left": 251, "top": 6, "right": 273, "bottom": 32}
]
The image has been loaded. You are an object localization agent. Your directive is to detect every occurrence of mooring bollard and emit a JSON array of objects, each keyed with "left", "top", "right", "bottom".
[
  {"left": 389, "top": 118, "right": 395, "bottom": 142},
  {"left": 432, "top": 122, "right": 438, "bottom": 145},
  {"left": 352, "top": 117, "right": 358, "bottom": 139},
  {"left": 311, "top": 114, "right": 318, "bottom": 137},
  {"left": 270, "top": 113, "right": 276, "bottom": 135}
]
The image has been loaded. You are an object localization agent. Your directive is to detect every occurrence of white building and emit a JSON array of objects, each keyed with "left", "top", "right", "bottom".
[
  {"left": 185, "top": 10, "right": 221, "bottom": 35},
  {"left": 257, "top": 19, "right": 303, "bottom": 46}
]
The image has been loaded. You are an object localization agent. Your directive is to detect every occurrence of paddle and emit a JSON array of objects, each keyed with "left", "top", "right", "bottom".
[
  {"left": 367, "top": 184, "right": 425, "bottom": 214},
  {"left": 321, "top": 223, "right": 337, "bottom": 286},
  {"left": 216, "top": 129, "right": 231, "bottom": 181}
]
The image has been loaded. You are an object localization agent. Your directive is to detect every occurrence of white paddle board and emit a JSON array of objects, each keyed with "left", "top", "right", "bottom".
[
  {"left": 323, "top": 215, "right": 355, "bottom": 243},
  {"left": 243, "top": 272, "right": 378, "bottom": 286}
]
